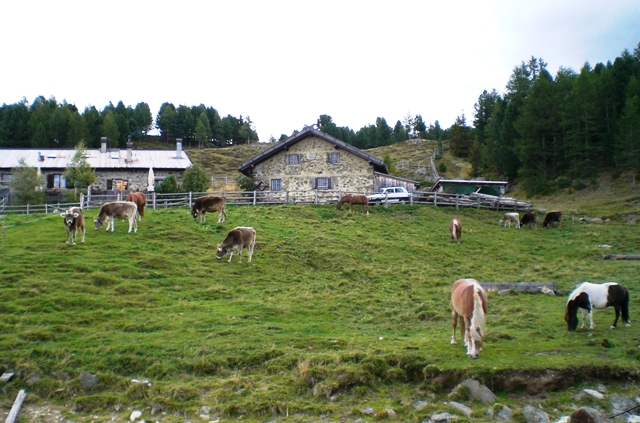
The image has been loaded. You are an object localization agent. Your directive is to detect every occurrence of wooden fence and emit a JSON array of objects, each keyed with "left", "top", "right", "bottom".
[{"left": 0, "top": 189, "right": 533, "bottom": 214}]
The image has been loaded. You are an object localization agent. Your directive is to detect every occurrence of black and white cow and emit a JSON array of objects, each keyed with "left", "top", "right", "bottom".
[{"left": 60, "top": 207, "right": 85, "bottom": 245}]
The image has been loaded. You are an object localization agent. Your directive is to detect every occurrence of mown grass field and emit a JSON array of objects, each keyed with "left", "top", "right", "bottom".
[{"left": 1, "top": 203, "right": 640, "bottom": 422}]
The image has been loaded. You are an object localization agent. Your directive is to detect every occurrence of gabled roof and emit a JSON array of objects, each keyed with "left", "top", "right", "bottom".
[
  {"left": 0, "top": 149, "right": 192, "bottom": 170},
  {"left": 237, "top": 126, "right": 388, "bottom": 174}
]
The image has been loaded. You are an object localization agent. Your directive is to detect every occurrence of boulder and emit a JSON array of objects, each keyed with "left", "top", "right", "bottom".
[
  {"left": 523, "top": 405, "right": 549, "bottom": 423},
  {"left": 448, "top": 401, "right": 472, "bottom": 417},
  {"left": 413, "top": 401, "right": 429, "bottom": 410},
  {"left": 569, "top": 407, "right": 611, "bottom": 423},
  {"left": 79, "top": 370, "right": 97, "bottom": 389},
  {"left": 451, "top": 378, "right": 497, "bottom": 404},
  {"left": 609, "top": 395, "right": 637, "bottom": 420},
  {"left": 496, "top": 405, "right": 513, "bottom": 421}
]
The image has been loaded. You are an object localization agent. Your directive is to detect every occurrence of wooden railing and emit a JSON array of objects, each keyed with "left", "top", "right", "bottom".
[{"left": 0, "top": 189, "right": 532, "bottom": 214}]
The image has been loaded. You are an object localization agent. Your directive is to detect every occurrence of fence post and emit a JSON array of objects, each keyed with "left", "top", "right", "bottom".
[
  {"left": 477, "top": 197, "right": 481, "bottom": 209},
  {"left": 27, "top": 204, "right": 29, "bottom": 215},
  {"left": 80, "top": 193, "right": 85, "bottom": 210},
  {"left": 253, "top": 190, "right": 257, "bottom": 206},
  {"left": 496, "top": 197, "right": 500, "bottom": 211},
  {"left": 1, "top": 221, "right": 4, "bottom": 251},
  {"left": 384, "top": 192, "right": 388, "bottom": 209},
  {"left": 286, "top": 191, "right": 290, "bottom": 205},
  {"left": 189, "top": 192, "right": 192, "bottom": 207},
  {"left": 410, "top": 193, "right": 413, "bottom": 206},
  {"left": 87, "top": 185, "right": 92, "bottom": 209},
  {"left": 434, "top": 192, "right": 438, "bottom": 207},
  {"left": 153, "top": 192, "right": 156, "bottom": 210},
  {"left": 455, "top": 194, "right": 459, "bottom": 210},
  {"left": 315, "top": 191, "right": 318, "bottom": 205}
]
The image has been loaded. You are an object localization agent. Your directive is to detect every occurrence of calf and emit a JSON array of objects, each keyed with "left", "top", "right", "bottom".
[
  {"left": 126, "top": 191, "right": 146, "bottom": 221},
  {"left": 449, "top": 218, "right": 462, "bottom": 244},
  {"left": 543, "top": 211, "right": 562, "bottom": 228},
  {"left": 216, "top": 226, "right": 256, "bottom": 263},
  {"left": 60, "top": 207, "right": 85, "bottom": 245},
  {"left": 498, "top": 212, "right": 520, "bottom": 228},
  {"left": 191, "top": 195, "right": 227, "bottom": 223},
  {"left": 520, "top": 212, "right": 538, "bottom": 229},
  {"left": 94, "top": 201, "right": 138, "bottom": 233}
]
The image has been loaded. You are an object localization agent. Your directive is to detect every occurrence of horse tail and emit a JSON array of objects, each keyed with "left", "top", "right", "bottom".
[
  {"left": 470, "top": 286, "right": 486, "bottom": 342},
  {"left": 622, "top": 287, "right": 630, "bottom": 324}
]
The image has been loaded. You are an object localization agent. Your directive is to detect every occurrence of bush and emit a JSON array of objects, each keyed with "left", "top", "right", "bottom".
[
  {"left": 156, "top": 175, "right": 180, "bottom": 193},
  {"left": 235, "top": 175, "right": 256, "bottom": 191},
  {"left": 181, "top": 163, "right": 210, "bottom": 192},
  {"left": 554, "top": 177, "right": 571, "bottom": 189},
  {"left": 573, "top": 180, "right": 587, "bottom": 190},
  {"left": 437, "top": 162, "right": 447, "bottom": 174}
]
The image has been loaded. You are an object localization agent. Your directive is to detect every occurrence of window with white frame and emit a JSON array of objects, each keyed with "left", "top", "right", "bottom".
[
  {"left": 285, "top": 154, "right": 301, "bottom": 165},
  {"left": 271, "top": 179, "right": 282, "bottom": 191},
  {"left": 314, "top": 177, "right": 332, "bottom": 190},
  {"left": 47, "top": 174, "right": 67, "bottom": 189},
  {"left": 327, "top": 152, "right": 340, "bottom": 164}
]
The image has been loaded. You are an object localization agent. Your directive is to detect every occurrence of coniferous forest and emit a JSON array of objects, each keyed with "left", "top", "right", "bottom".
[{"left": 1, "top": 42, "right": 639, "bottom": 194}]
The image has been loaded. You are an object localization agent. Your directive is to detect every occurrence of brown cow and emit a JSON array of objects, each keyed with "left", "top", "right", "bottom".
[
  {"left": 520, "top": 212, "right": 538, "bottom": 229},
  {"left": 543, "top": 211, "right": 562, "bottom": 228},
  {"left": 216, "top": 226, "right": 256, "bottom": 263},
  {"left": 191, "top": 195, "right": 227, "bottom": 223},
  {"left": 94, "top": 201, "right": 138, "bottom": 233},
  {"left": 449, "top": 218, "right": 462, "bottom": 244},
  {"left": 60, "top": 207, "right": 85, "bottom": 245},
  {"left": 126, "top": 191, "right": 146, "bottom": 221}
]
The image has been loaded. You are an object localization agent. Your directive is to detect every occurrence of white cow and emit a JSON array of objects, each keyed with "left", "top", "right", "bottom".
[
  {"left": 94, "top": 201, "right": 138, "bottom": 233},
  {"left": 498, "top": 212, "right": 520, "bottom": 228}
]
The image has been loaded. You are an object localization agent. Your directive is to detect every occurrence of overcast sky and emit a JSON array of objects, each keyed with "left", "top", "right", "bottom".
[{"left": 2, "top": 1, "right": 639, "bottom": 142}]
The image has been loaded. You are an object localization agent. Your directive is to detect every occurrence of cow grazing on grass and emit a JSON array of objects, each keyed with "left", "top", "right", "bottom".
[
  {"left": 60, "top": 207, "right": 85, "bottom": 245},
  {"left": 449, "top": 218, "right": 462, "bottom": 244},
  {"left": 520, "top": 212, "right": 538, "bottom": 229},
  {"left": 543, "top": 211, "right": 562, "bottom": 228},
  {"left": 126, "top": 191, "right": 146, "bottom": 221},
  {"left": 94, "top": 201, "right": 138, "bottom": 233},
  {"left": 191, "top": 195, "right": 227, "bottom": 223},
  {"left": 498, "top": 212, "right": 520, "bottom": 228},
  {"left": 216, "top": 226, "right": 256, "bottom": 263}
]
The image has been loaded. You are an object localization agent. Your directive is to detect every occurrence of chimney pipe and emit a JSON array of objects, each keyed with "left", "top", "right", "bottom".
[
  {"left": 126, "top": 138, "right": 133, "bottom": 163},
  {"left": 176, "top": 138, "right": 182, "bottom": 158},
  {"left": 100, "top": 137, "right": 107, "bottom": 153}
]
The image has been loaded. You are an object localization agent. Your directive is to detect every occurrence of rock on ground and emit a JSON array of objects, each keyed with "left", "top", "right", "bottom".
[{"left": 523, "top": 405, "right": 550, "bottom": 423}]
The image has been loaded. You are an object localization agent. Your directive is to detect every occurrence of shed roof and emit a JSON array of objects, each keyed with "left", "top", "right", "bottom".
[
  {"left": 237, "top": 126, "right": 388, "bottom": 174},
  {"left": 0, "top": 149, "right": 192, "bottom": 170},
  {"left": 429, "top": 179, "right": 508, "bottom": 191}
]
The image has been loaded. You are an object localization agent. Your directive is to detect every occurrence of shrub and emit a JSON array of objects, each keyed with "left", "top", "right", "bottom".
[
  {"left": 181, "top": 163, "right": 210, "bottom": 192},
  {"left": 156, "top": 175, "right": 180, "bottom": 193},
  {"left": 437, "top": 162, "right": 447, "bottom": 174},
  {"left": 554, "top": 177, "right": 571, "bottom": 189},
  {"left": 573, "top": 180, "right": 587, "bottom": 190},
  {"left": 235, "top": 175, "right": 256, "bottom": 191}
]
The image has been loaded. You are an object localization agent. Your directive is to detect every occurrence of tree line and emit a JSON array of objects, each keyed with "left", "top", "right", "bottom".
[
  {"left": 0, "top": 98, "right": 258, "bottom": 149},
  {"left": 467, "top": 43, "right": 640, "bottom": 194}
]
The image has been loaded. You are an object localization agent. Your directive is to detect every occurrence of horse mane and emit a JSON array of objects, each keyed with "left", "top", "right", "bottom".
[{"left": 470, "top": 286, "right": 486, "bottom": 343}]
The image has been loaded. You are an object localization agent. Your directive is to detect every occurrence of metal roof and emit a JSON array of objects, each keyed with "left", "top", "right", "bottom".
[
  {"left": 237, "top": 126, "right": 388, "bottom": 174},
  {"left": 429, "top": 179, "right": 508, "bottom": 191},
  {"left": 0, "top": 149, "right": 192, "bottom": 170}
]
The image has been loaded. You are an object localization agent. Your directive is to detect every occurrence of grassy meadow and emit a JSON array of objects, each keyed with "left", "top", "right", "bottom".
[{"left": 1, "top": 203, "right": 640, "bottom": 421}]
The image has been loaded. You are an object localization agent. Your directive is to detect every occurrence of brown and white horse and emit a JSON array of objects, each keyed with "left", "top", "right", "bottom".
[
  {"left": 451, "top": 278, "right": 487, "bottom": 359},
  {"left": 449, "top": 218, "right": 462, "bottom": 243},
  {"left": 336, "top": 194, "right": 369, "bottom": 215}
]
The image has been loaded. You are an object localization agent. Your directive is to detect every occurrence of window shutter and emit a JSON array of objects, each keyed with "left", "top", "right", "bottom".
[
  {"left": 326, "top": 153, "right": 330, "bottom": 163},
  {"left": 47, "top": 174, "right": 54, "bottom": 188},
  {"left": 328, "top": 178, "right": 332, "bottom": 189},
  {"left": 312, "top": 178, "right": 317, "bottom": 189}
]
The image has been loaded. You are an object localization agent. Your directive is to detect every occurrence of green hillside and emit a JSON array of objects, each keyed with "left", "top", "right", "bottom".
[{"left": 1, "top": 203, "right": 639, "bottom": 422}]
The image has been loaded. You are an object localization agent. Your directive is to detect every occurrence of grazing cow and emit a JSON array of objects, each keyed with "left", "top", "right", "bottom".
[
  {"left": 498, "top": 212, "right": 520, "bottom": 228},
  {"left": 449, "top": 218, "right": 462, "bottom": 244},
  {"left": 543, "top": 211, "right": 562, "bottom": 228},
  {"left": 191, "top": 195, "right": 227, "bottom": 223},
  {"left": 126, "top": 191, "right": 146, "bottom": 221},
  {"left": 520, "top": 212, "right": 538, "bottom": 229},
  {"left": 216, "top": 226, "right": 256, "bottom": 263},
  {"left": 60, "top": 207, "right": 85, "bottom": 245},
  {"left": 94, "top": 201, "right": 138, "bottom": 233}
]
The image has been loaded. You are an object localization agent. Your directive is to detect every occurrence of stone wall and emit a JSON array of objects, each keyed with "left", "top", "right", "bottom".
[
  {"left": 252, "top": 136, "right": 375, "bottom": 193},
  {"left": 92, "top": 170, "right": 182, "bottom": 192}
]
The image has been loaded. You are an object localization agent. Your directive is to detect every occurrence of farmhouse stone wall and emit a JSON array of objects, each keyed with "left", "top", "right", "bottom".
[
  {"left": 252, "top": 136, "right": 375, "bottom": 193},
  {"left": 92, "top": 169, "right": 182, "bottom": 192}
]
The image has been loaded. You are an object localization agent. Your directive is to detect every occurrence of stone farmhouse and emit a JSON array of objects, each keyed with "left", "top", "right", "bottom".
[
  {"left": 0, "top": 139, "right": 192, "bottom": 195},
  {"left": 237, "top": 125, "right": 418, "bottom": 194}
]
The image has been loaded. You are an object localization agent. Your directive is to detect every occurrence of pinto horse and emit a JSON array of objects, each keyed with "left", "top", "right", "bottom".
[
  {"left": 126, "top": 191, "right": 146, "bottom": 221},
  {"left": 451, "top": 278, "right": 487, "bottom": 359},
  {"left": 564, "top": 282, "right": 630, "bottom": 331},
  {"left": 449, "top": 218, "right": 462, "bottom": 244},
  {"left": 336, "top": 194, "right": 369, "bottom": 215}
]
